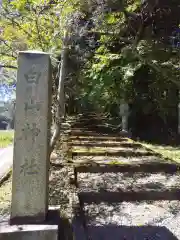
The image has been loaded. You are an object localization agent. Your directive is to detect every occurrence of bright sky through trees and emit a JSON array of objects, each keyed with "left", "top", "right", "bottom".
[{"left": 0, "top": 84, "right": 16, "bottom": 101}]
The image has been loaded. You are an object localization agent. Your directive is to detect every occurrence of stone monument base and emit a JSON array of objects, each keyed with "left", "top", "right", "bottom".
[
  {"left": 0, "top": 208, "right": 60, "bottom": 240},
  {"left": 119, "top": 130, "right": 130, "bottom": 137},
  {"left": 0, "top": 223, "right": 58, "bottom": 240}
]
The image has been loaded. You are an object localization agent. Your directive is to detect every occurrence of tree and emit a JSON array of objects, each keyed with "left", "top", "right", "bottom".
[
  {"left": 1, "top": 0, "right": 180, "bottom": 144},
  {"left": 77, "top": 0, "right": 180, "bottom": 110},
  {"left": 0, "top": 0, "right": 93, "bottom": 151}
]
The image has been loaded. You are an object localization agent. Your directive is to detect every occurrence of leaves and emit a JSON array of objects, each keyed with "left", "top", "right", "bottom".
[{"left": 1, "top": 0, "right": 180, "bottom": 122}]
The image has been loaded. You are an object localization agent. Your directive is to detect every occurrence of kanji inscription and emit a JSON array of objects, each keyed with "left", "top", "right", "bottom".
[
  {"left": 20, "top": 158, "right": 40, "bottom": 176},
  {"left": 24, "top": 66, "right": 41, "bottom": 112},
  {"left": 24, "top": 99, "right": 41, "bottom": 111},
  {"left": 24, "top": 65, "right": 41, "bottom": 84},
  {"left": 11, "top": 51, "right": 52, "bottom": 223},
  {"left": 22, "top": 123, "right": 40, "bottom": 142}
]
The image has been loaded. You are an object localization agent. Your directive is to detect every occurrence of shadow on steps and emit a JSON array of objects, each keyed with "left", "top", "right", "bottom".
[
  {"left": 74, "top": 162, "right": 180, "bottom": 174},
  {"left": 78, "top": 189, "right": 180, "bottom": 203},
  {"left": 72, "top": 221, "right": 179, "bottom": 240},
  {"left": 72, "top": 150, "right": 160, "bottom": 158},
  {"left": 69, "top": 142, "right": 142, "bottom": 148},
  {"left": 69, "top": 136, "right": 127, "bottom": 141}
]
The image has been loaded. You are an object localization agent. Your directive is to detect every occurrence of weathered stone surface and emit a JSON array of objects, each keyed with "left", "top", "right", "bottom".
[
  {"left": 11, "top": 51, "right": 52, "bottom": 223},
  {"left": 0, "top": 207, "right": 69, "bottom": 240},
  {"left": 0, "top": 223, "right": 58, "bottom": 240}
]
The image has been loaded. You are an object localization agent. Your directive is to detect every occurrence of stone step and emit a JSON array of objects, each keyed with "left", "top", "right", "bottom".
[
  {"left": 73, "top": 201, "right": 180, "bottom": 240},
  {"left": 69, "top": 136, "right": 128, "bottom": 141},
  {"left": 78, "top": 189, "right": 180, "bottom": 203},
  {"left": 75, "top": 171, "right": 180, "bottom": 193},
  {"left": 71, "top": 147, "right": 150, "bottom": 156},
  {"left": 71, "top": 150, "right": 158, "bottom": 157},
  {"left": 71, "top": 146, "right": 145, "bottom": 151},
  {"left": 70, "top": 130, "right": 129, "bottom": 137},
  {"left": 70, "top": 127, "right": 122, "bottom": 133},
  {"left": 74, "top": 162, "right": 180, "bottom": 174},
  {"left": 69, "top": 142, "right": 142, "bottom": 148},
  {"left": 73, "top": 119, "right": 113, "bottom": 124},
  {"left": 71, "top": 155, "right": 164, "bottom": 165}
]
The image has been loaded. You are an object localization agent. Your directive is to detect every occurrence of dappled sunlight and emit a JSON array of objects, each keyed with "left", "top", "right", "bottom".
[{"left": 68, "top": 114, "right": 180, "bottom": 239}]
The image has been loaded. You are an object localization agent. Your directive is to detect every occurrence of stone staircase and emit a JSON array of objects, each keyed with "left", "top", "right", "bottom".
[{"left": 67, "top": 114, "right": 180, "bottom": 240}]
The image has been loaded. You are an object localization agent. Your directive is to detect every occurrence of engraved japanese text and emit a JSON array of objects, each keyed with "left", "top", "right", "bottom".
[
  {"left": 24, "top": 65, "right": 41, "bottom": 84},
  {"left": 22, "top": 123, "right": 40, "bottom": 142},
  {"left": 20, "top": 158, "right": 40, "bottom": 176}
]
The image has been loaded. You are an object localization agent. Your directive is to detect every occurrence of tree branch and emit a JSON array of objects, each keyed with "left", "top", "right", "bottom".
[
  {"left": 87, "top": 30, "right": 134, "bottom": 43},
  {"left": 35, "top": 15, "right": 45, "bottom": 51},
  {"left": 0, "top": 38, "right": 17, "bottom": 56},
  {"left": 0, "top": 52, "right": 17, "bottom": 59},
  {"left": 0, "top": 65, "right": 17, "bottom": 69},
  {"left": 2, "top": 8, "right": 34, "bottom": 39}
]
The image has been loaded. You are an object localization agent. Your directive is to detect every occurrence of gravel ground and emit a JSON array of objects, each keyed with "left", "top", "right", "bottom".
[
  {"left": 0, "top": 165, "right": 75, "bottom": 223},
  {"left": 76, "top": 201, "right": 180, "bottom": 240},
  {"left": 72, "top": 170, "right": 180, "bottom": 240},
  {"left": 0, "top": 123, "right": 180, "bottom": 240},
  {"left": 2, "top": 165, "right": 180, "bottom": 239},
  {"left": 77, "top": 172, "right": 180, "bottom": 192},
  {"left": 70, "top": 131, "right": 180, "bottom": 239}
]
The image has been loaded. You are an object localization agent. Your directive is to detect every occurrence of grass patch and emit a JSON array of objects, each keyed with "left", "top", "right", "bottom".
[
  {"left": 139, "top": 142, "right": 180, "bottom": 163},
  {"left": 0, "top": 130, "right": 14, "bottom": 148}
]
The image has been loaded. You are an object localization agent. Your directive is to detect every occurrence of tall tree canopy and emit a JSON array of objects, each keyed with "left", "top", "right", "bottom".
[{"left": 1, "top": 0, "right": 180, "bottom": 141}]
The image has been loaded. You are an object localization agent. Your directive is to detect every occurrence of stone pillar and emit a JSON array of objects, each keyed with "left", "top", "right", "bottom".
[
  {"left": 10, "top": 51, "right": 52, "bottom": 224},
  {"left": 120, "top": 102, "right": 129, "bottom": 132}
]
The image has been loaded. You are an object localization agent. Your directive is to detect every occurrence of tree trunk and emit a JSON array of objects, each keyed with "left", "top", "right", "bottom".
[{"left": 50, "top": 31, "right": 68, "bottom": 153}]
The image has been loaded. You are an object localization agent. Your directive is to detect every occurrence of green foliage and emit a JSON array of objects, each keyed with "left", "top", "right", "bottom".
[
  {"left": 0, "top": 0, "right": 79, "bottom": 94},
  {"left": 76, "top": 0, "right": 180, "bottom": 121},
  {"left": 0, "top": 131, "right": 14, "bottom": 148},
  {"left": 1, "top": 0, "right": 180, "bottom": 127}
]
